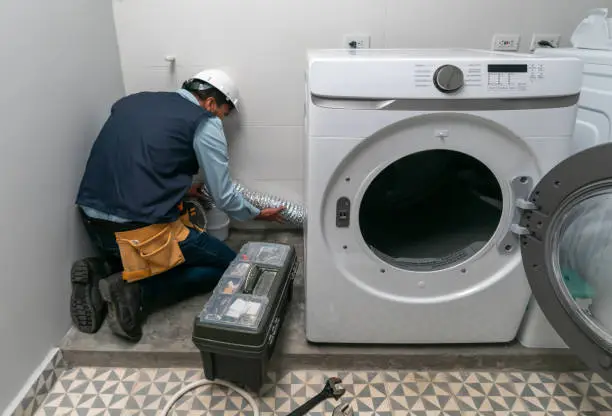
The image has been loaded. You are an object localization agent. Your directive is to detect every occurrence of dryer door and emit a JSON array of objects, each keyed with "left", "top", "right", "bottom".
[{"left": 521, "top": 142, "right": 612, "bottom": 383}]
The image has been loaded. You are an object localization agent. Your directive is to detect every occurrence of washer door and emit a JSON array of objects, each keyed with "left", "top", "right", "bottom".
[{"left": 521, "top": 143, "right": 612, "bottom": 383}]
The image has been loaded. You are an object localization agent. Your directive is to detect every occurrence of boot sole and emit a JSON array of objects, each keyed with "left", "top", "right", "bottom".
[
  {"left": 99, "top": 277, "right": 141, "bottom": 342},
  {"left": 70, "top": 260, "right": 105, "bottom": 333}
]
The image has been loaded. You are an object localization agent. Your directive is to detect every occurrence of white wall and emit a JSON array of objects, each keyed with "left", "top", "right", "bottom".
[
  {"left": 113, "top": 0, "right": 612, "bottom": 203},
  {"left": 0, "top": 0, "right": 124, "bottom": 411}
]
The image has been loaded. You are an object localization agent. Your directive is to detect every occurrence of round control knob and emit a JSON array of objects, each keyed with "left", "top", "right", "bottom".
[{"left": 433, "top": 65, "right": 464, "bottom": 93}]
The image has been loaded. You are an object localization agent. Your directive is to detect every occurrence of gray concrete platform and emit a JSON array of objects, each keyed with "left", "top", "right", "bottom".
[{"left": 60, "top": 230, "right": 586, "bottom": 371}]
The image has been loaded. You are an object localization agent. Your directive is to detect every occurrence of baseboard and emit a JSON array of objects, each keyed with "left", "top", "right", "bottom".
[{"left": 2, "top": 348, "right": 66, "bottom": 416}]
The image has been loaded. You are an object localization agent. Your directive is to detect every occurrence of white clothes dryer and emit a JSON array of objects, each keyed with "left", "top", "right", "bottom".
[{"left": 304, "top": 49, "right": 582, "bottom": 344}]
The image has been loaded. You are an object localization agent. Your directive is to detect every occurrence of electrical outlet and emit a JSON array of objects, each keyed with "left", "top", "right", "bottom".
[
  {"left": 492, "top": 34, "right": 521, "bottom": 51},
  {"left": 530, "top": 33, "right": 561, "bottom": 52},
  {"left": 343, "top": 34, "right": 371, "bottom": 49}
]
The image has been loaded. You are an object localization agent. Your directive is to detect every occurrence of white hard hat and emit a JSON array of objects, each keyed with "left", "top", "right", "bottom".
[{"left": 190, "top": 69, "right": 240, "bottom": 111}]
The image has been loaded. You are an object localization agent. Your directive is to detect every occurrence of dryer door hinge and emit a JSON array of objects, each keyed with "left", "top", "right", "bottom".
[
  {"left": 515, "top": 198, "right": 537, "bottom": 211},
  {"left": 498, "top": 176, "right": 535, "bottom": 255},
  {"left": 510, "top": 223, "right": 530, "bottom": 236}
]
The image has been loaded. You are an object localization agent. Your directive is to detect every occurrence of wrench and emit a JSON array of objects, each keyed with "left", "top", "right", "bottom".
[
  {"left": 287, "top": 377, "right": 346, "bottom": 416},
  {"left": 332, "top": 401, "right": 354, "bottom": 416}
]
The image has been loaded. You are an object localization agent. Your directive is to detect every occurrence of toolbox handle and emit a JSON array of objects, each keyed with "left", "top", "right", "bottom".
[{"left": 267, "top": 316, "right": 281, "bottom": 349}]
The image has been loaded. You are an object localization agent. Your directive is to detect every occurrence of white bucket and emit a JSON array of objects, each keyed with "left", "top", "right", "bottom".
[{"left": 206, "top": 207, "right": 230, "bottom": 241}]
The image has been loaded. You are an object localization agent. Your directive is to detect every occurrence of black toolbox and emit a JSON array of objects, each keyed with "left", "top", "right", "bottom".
[{"left": 192, "top": 242, "right": 298, "bottom": 392}]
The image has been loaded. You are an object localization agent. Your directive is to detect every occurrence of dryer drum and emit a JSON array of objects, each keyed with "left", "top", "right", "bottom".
[{"left": 359, "top": 149, "right": 504, "bottom": 272}]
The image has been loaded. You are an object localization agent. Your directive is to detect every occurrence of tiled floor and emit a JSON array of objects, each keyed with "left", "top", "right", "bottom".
[{"left": 36, "top": 367, "right": 612, "bottom": 415}]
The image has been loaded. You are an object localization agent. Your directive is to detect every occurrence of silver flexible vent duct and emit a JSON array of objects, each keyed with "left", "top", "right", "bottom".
[
  {"left": 233, "top": 181, "right": 306, "bottom": 227},
  {"left": 198, "top": 182, "right": 307, "bottom": 227}
]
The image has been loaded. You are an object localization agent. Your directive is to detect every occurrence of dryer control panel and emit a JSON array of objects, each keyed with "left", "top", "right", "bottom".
[
  {"left": 307, "top": 49, "right": 583, "bottom": 100},
  {"left": 433, "top": 65, "right": 464, "bottom": 93},
  {"left": 488, "top": 64, "right": 528, "bottom": 91},
  {"left": 414, "top": 63, "right": 483, "bottom": 88},
  {"left": 486, "top": 64, "right": 544, "bottom": 92},
  {"left": 417, "top": 63, "right": 549, "bottom": 93}
]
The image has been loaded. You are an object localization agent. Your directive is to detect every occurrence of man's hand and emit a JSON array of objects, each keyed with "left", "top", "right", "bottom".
[{"left": 256, "top": 207, "right": 285, "bottom": 223}]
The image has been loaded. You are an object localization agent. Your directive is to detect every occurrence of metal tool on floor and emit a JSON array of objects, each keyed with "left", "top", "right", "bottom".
[
  {"left": 287, "top": 377, "right": 346, "bottom": 416},
  {"left": 332, "top": 401, "right": 354, "bottom": 416}
]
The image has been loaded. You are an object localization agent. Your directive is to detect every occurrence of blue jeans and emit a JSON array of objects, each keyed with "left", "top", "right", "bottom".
[{"left": 82, "top": 217, "right": 236, "bottom": 311}]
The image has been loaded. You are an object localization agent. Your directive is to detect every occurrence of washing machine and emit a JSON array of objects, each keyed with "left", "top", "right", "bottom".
[
  {"left": 517, "top": 47, "right": 612, "bottom": 348},
  {"left": 536, "top": 47, "right": 612, "bottom": 153},
  {"left": 304, "top": 49, "right": 583, "bottom": 344}
]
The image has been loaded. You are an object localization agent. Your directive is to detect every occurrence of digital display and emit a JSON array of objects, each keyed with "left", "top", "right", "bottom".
[{"left": 488, "top": 64, "right": 528, "bottom": 73}]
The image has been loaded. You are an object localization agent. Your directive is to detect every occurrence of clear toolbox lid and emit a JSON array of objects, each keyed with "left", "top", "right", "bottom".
[
  {"left": 198, "top": 242, "right": 290, "bottom": 331},
  {"left": 238, "top": 242, "right": 291, "bottom": 268},
  {"left": 199, "top": 293, "right": 268, "bottom": 330}
]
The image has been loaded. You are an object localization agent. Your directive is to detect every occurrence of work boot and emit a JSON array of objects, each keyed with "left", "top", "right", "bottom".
[
  {"left": 98, "top": 273, "right": 144, "bottom": 343},
  {"left": 70, "top": 257, "right": 111, "bottom": 333}
]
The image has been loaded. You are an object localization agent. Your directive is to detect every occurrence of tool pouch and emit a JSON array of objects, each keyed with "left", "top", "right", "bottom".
[{"left": 115, "top": 220, "right": 190, "bottom": 283}]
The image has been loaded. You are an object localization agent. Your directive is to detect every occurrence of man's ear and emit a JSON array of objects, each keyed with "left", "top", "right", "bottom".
[{"left": 203, "top": 97, "right": 217, "bottom": 111}]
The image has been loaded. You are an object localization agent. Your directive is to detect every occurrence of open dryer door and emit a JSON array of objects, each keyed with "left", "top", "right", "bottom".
[{"left": 521, "top": 143, "right": 612, "bottom": 383}]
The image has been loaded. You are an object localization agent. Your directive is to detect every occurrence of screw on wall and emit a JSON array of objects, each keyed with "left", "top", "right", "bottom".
[
  {"left": 165, "top": 55, "right": 176, "bottom": 72},
  {"left": 343, "top": 34, "right": 371, "bottom": 49}
]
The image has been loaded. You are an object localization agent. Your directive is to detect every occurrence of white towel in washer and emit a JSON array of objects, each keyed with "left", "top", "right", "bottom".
[{"left": 558, "top": 194, "right": 612, "bottom": 332}]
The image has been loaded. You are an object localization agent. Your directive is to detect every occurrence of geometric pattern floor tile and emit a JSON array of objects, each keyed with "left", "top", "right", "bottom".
[
  {"left": 35, "top": 368, "right": 612, "bottom": 416},
  {"left": 13, "top": 349, "right": 65, "bottom": 416}
]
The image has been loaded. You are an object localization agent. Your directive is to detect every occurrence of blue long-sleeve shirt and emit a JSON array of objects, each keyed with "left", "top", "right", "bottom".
[{"left": 81, "top": 89, "right": 260, "bottom": 223}]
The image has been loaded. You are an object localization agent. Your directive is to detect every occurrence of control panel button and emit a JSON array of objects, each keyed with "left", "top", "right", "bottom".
[{"left": 433, "top": 65, "right": 464, "bottom": 93}]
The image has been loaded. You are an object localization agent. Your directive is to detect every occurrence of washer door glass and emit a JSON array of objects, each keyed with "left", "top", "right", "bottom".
[
  {"left": 521, "top": 143, "right": 612, "bottom": 383},
  {"left": 359, "top": 149, "right": 503, "bottom": 272},
  {"left": 555, "top": 189, "right": 612, "bottom": 347}
]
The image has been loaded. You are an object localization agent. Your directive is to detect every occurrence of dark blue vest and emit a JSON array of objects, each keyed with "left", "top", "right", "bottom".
[{"left": 76, "top": 92, "right": 210, "bottom": 224}]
